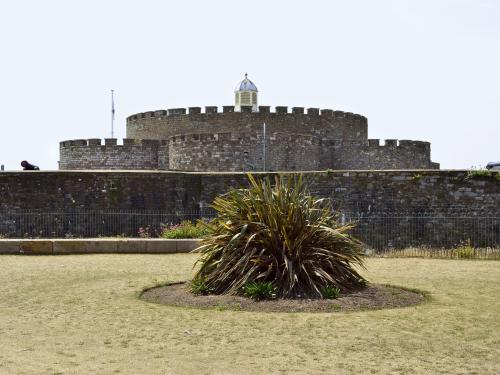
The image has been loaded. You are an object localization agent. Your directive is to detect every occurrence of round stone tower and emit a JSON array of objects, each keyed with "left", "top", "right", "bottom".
[{"left": 234, "top": 73, "right": 258, "bottom": 111}]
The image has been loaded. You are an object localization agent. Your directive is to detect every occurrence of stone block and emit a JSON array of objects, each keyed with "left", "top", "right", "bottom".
[
  {"left": 116, "top": 239, "right": 146, "bottom": 253},
  {"left": 146, "top": 240, "right": 178, "bottom": 253},
  {"left": 19, "top": 240, "right": 53, "bottom": 255},
  {"left": 53, "top": 240, "right": 117, "bottom": 254},
  {"left": 0, "top": 240, "right": 22, "bottom": 254},
  {"left": 176, "top": 239, "right": 201, "bottom": 253},
  {"left": 53, "top": 240, "right": 85, "bottom": 254}
]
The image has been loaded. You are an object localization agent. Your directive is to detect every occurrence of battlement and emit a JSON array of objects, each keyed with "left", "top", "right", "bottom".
[
  {"left": 60, "top": 139, "right": 169, "bottom": 148},
  {"left": 366, "top": 139, "right": 430, "bottom": 148},
  {"left": 59, "top": 139, "right": 169, "bottom": 171},
  {"left": 323, "top": 139, "right": 430, "bottom": 149},
  {"left": 126, "top": 106, "right": 367, "bottom": 122}
]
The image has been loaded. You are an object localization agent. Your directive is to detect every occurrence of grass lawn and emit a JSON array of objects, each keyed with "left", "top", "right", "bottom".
[{"left": 0, "top": 255, "right": 499, "bottom": 374}]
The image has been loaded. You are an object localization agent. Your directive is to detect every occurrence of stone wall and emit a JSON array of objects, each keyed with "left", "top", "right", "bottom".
[
  {"left": 323, "top": 139, "right": 439, "bottom": 170},
  {"left": 59, "top": 135, "right": 436, "bottom": 172},
  {"left": 1, "top": 170, "right": 498, "bottom": 246},
  {"left": 169, "top": 132, "right": 321, "bottom": 171},
  {"left": 59, "top": 139, "right": 169, "bottom": 170},
  {"left": 126, "top": 106, "right": 368, "bottom": 142},
  {"left": 1, "top": 170, "right": 497, "bottom": 213}
]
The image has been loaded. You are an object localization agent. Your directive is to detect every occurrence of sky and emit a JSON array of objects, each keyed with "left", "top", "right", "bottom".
[{"left": 0, "top": 0, "right": 498, "bottom": 170}]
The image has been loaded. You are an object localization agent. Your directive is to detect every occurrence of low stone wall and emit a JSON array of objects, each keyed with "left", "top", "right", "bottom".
[
  {"left": 0, "top": 239, "right": 200, "bottom": 255},
  {"left": 0, "top": 170, "right": 499, "bottom": 247},
  {"left": 0, "top": 170, "right": 498, "bottom": 213}
]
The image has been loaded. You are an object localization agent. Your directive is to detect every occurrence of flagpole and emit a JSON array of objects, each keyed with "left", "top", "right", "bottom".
[
  {"left": 263, "top": 122, "right": 266, "bottom": 171},
  {"left": 111, "top": 90, "right": 115, "bottom": 138}
]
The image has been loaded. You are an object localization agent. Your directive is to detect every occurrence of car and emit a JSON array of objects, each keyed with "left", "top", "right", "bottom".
[{"left": 486, "top": 161, "right": 500, "bottom": 171}]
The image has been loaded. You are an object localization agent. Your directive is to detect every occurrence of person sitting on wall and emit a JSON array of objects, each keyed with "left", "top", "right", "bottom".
[{"left": 21, "top": 160, "right": 40, "bottom": 170}]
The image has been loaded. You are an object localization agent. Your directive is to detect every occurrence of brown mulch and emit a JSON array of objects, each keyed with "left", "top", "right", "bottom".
[{"left": 140, "top": 282, "right": 426, "bottom": 313}]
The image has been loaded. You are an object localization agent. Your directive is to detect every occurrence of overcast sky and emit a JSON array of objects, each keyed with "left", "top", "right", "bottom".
[{"left": 0, "top": 0, "right": 498, "bottom": 170}]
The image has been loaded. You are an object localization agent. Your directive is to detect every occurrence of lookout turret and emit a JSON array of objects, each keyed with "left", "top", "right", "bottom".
[{"left": 235, "top": 73, "right": 258, "bottom": 111}]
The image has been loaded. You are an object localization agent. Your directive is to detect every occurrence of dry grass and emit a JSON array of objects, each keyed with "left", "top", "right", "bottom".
[
  {"left": 378, "top": 246, "right": 500, "bottom": 260},
  {"left": 0, "top": 255, "right": 499, "bottom": 374}
]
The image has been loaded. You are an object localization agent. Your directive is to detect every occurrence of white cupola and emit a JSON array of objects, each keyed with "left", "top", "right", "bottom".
[{"left": 235, "top": 73, "right": 258, "bottom": 111}]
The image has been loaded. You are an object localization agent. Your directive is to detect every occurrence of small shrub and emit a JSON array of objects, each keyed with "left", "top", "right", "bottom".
[
  {"left": 190, "top": 277, "right": 211, "bottom": 295},
  {"left": 138, "top": 226, "right": 152, "bottom": 238},
  {"left": 161, "top": 221, "right": 211, "bottom": 239},
  {"left": 456, "top": 245, "right": 475, "bottom": 259},
  {"left": 242, "top": 281, "right": 277, "bottom": 300},
  {"left": 412, "top": 173, "right": 422, "bottom": 181},
  {"left": 321, "top": 284, "right": 341, "bottom": 299}
]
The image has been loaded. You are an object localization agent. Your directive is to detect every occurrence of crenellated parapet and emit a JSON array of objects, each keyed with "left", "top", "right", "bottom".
[
  {"left": 321, "top": 139, "right": 437, "bottom": 170},
  {"left": 59, "top": 139, "right": 169, "bottom": 170},
  {"left": 60, "top": 138, "right": 169, "bottom": 148},
  {"left": 125, "top": 106, "right": 368, "bottom": 142},
  {"left": 126, "top": 106, "right": 367, "bottom": 120}
]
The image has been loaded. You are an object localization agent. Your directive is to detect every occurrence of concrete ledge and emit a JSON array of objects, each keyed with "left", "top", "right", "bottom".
[
  {"left": 20, "top": 240, "right": 53, "bottom": 255},
  {"left": 0, "top": 239, "right": 201, "bottom": 255}
]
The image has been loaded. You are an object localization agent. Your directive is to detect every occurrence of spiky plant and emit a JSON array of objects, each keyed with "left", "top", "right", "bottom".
[{"left": 193, "top": 174, "right": 366, "bottom": 298}]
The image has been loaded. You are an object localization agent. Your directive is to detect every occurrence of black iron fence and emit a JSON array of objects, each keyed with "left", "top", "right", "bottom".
[
  {"left": 0, "top": 209, "right": 216, "bottom": 239},
  {"left": 0, "top": 209, "right": 499, "bottom": 250},
  {"left": 342, "top": 212, "right": 500, "bottom": 250}
]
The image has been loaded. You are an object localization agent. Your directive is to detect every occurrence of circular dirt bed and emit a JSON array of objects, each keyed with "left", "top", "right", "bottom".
[{"left": 141, "top": 283, "right": 426, "bottom": 313}]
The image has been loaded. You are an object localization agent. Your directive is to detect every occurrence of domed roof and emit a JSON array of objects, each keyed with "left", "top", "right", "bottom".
[{"left": 235, "top": 73, "right": 258, "bottom": 92}]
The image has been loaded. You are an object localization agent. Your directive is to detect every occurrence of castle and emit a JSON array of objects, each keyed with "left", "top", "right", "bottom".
[{"left": 59, "top": 75, "right": 439, "bottom": 171}]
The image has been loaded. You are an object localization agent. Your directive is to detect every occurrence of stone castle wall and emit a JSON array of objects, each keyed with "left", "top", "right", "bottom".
[
  {"left": 325, "top": 139, "right": 439, "bottom": 170},
  {"left": 58, "top": 105, "right": 439, "bottom": 171},
  {"left": 59, "top": 135, "right": 438, "bottom": 171},
  {"left": 59, "top": 139, "right": 169, "bottom": 170},
  {"left": 59, "top": 136, "right": 438, "bottom": 171},
  {"left": 125, "top": 106, "right": 368, "bottom": 141},
  {"left": 169, "top": 132, "right": 321, "bottom": 171}
]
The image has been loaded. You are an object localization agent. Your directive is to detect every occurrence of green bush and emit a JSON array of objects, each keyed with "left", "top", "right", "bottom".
[
  {"left": 161, "top": 220, "right": 211, "bottom": 239},
  {"left": 456, "top": 245, "right": 475, "bottom": 259},
  {"left": 242, "top": 281, "right": 277, "bottom": 300},
  {"left": 321, "top": 284, "right": 341, "bottom": 299},
  {"left": 190, "top": 277, "right": 211, "bottom": 295},
  {"left": 465, "top": 169, "right": 496, "bottom": 180},
  {"left": 193, "top": 174, "right": 366, "bottom": 298}
]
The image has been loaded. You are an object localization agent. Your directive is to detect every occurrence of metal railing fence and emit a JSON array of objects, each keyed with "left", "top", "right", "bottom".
[
  {"left": 342, "top": 212, "right": 500, "bottom": 250},
  {"left": 0, "top": 209, "right": 216, "bottom": 239},
  {"left": 0, "top": 209, "right": 499, "bottom": 250}
]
